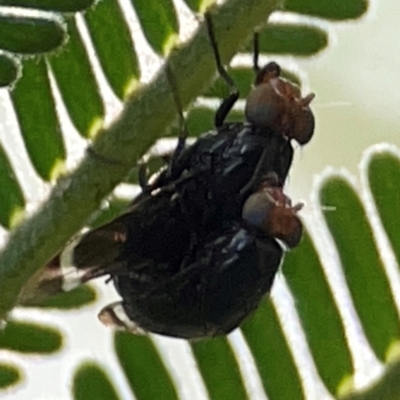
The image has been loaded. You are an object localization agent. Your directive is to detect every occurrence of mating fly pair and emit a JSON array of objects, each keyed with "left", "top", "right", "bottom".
[{"left": 23, "top": 13, "right": 315, "bottom": 339}]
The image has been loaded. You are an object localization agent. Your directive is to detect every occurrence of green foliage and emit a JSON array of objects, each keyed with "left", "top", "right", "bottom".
[
  {"left": 85, "top": 0, "right": 140, "bottom": 100},
  {"left": 11, "top": 58, "right": 66, "bottom": 181},
  {"left": 321, "top": 177, "right": 400, "bottom": 362},
  {"left": 191, "top": 338, "right": 247, "bottom": 399},
  {"left": 283, "top": 233, "right": 353, "bottom": 395},
  {"left": 0, "top": 363, "right": 21, "bottom": 389},
  {"left": 0, "top": 0, "right": 95, "bottom": 12},
  {"left": 0, "top": 321, "right": 62, "bottom": 353},
  {"left": 73, "top": 362, "right": 120, "bottom": 400},
  {"left": 0, "top": 144, "right": 25, "bottom": 228},
  {"left": 48, "top": 18, "right": 105, "bottom": 138},
  {"left": 0, "top": 14, "right": 66, "bottom": 54},
  {"left": 0, "top": 53, "right": 19, "bottom": 87},
  {"left": 241, "top": 301, "right": 305, "bottom": 399},
  {"left": 284, "top": 0, "right": 368, "bottom": 20},
  {"left": 130, "top": 0, "right": 179, "bottom": 55},
  {"left": 30, "top": 285, "right": 97, "bottom": 309},
  {"left": 1, "top": 1, "right": 400, "bottom": 400},
  {"left": 115, "top": 333, "right": 179, "bottom": 399}
]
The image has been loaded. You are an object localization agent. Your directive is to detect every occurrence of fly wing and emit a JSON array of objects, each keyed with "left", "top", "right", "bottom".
[
  {"left": 17, "top": 214, "right": 132, "bottom": 306},
  {"left": 71, "top": 186, "right": 175, "bottom": 276},
  {"left": 18, "top": 185, "right": 181, "bottom": 306},
  {"left": 73, "top": 215, "right": 128, "bottom": 270},
  {"left": 19, "top": 192, "right": 164, "bottom": 306}
]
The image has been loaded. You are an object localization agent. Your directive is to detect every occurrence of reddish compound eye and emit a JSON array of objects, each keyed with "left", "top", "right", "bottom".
[
  {"left": 286, "top": 92, "right": 315, "bottom": 145},
  {"left": 245, "top": 64, "right": 315, "bottom": 145},
  {"left": 242, "top": 183, "right": 303, "bottom": 248},
  {"left": 245, "top": 83, "right": 285, "bottom": 132},
  {"left": 267, "top": 204, "right": 303, "bottom": 248}
]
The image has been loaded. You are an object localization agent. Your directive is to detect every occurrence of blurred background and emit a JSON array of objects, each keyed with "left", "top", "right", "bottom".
[
  {"left": 288, "top": 0, "right": 400, "bottom": 202},
  {"left": 0, "top": 0, "right": 399, "bottom": 399}
]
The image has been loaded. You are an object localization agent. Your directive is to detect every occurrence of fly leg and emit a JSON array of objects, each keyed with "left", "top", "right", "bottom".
[
  {"left": 165, "top": 63, "right": 189, "bottom": 177},
  {"left": 136, "top": 62, "right": 190, "bottom": 193},
  {"left": 137, "top": 162, "right": 149, "bottom": 191},
  {"left": 239, "top": 135, "right": 286, "bottom": 196},
  {"left": 253, "top": 32, "right": 260, "bottom": 74},
  {"left": 204, "top": 12, "right": 239, "bottom": 128}
]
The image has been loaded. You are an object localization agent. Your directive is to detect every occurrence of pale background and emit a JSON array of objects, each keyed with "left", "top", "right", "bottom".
[{"left": 0, "top": 0, "right": 399, "bottom": 399}]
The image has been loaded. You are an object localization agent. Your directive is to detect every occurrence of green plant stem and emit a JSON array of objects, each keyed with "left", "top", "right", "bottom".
[{"left": 0, "top": 0, "right": 278, "bottom": 319}]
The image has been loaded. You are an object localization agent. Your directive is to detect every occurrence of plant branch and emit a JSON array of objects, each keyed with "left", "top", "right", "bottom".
[{"left": 0, "top": 0, "right": 278, "bottom": 319}]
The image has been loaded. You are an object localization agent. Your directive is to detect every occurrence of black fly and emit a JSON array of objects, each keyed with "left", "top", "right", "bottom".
[{"left": 23, "top": 12, "right": 315, "bottom": 339}]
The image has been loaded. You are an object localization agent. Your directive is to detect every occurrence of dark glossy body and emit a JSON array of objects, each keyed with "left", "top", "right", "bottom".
[
  {"left": 73, "top": 122, "right": 294, "bottom": 338},
  {"left": 115, "top": 223, "right": 282, "bottom": 339},
  {"left": 140, "top": 122, "right": 293, "bottom": 237},
  {"left": 75, "top": 122, "right": 293, "bottom": 273}
]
